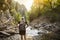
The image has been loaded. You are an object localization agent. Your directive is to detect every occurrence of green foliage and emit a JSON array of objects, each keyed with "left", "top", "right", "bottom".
[
  {"left": 29, "top": 6, "right": 41, "bottom": 21},
  {"left": 28, "top": 0, "right": 60, "bottom": 23},
  {"left": 57, "top": 0, "right": 60, "bottom": 5},
  {"left": 25, "top": 12, "right": 30, "bottom": 23},
  {"left": 10, "top": 8, "right": 22, "bottom": 23},
  {"left": 14, "top": 12, "right": 21, "bottom": 23},
  {"left": 0, "top": 0, "right": 5, "bottom": 4},
  {"left": 0, "top": 0, "right": 28, "bottom": 24}
]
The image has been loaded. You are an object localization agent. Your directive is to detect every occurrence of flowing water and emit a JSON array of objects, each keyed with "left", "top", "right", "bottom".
[{"left": 26, "top": 26, "right": 39, "bottom": 36}]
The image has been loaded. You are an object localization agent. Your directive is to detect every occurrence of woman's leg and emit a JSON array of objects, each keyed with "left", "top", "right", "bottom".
[
  {"left": 21, "top": 35, "right": 23, "bottom": 40},
  {"left": 24, "top": 34, "right": 26, "bottom": 40}
]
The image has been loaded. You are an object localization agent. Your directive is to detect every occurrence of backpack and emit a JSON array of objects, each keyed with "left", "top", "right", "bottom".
[{"left": 19, "top": 22, "right": 26, "bottom": 31}]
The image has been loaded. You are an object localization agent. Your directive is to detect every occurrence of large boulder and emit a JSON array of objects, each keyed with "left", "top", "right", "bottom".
[{"left": 0, "top": 9, "right": 19, "bottom": 40}]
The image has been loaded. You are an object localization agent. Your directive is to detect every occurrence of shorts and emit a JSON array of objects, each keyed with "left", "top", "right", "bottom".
[{"left": 19, "top": 30, "right": 26, "bottom": 35}]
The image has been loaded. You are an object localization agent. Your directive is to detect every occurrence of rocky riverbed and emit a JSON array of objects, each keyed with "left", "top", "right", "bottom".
[{"left": 0, "top": 22, "right": 60, "bottom": 40}]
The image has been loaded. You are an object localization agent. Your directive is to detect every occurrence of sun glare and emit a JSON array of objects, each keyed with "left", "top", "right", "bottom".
[{"left": 14, "top": 0, "right": 34, "bottom": 11}]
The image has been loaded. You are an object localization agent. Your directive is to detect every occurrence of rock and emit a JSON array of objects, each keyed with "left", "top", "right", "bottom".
[
  {"left": 0, "top": 9, "right": 19, "bottom": 40},
  {"left": 0, "top": 34, "right": 21, "bottom": 40},
  {"left": 33, "top": 35, "right": 41, "bottom": 40},
  {"left": 26, "top": 35, "right": 41, "bottom": 40},
  {"left": 26, "top": 36, "right": 33, "bottom": 40},
  {"left": 0, "top": 31, "right": 10, "bottom": 36}
]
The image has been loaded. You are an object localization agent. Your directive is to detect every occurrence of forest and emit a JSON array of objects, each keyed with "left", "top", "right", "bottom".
[{"left": 0, "top": 0, "right": 60, "bottom": 40}]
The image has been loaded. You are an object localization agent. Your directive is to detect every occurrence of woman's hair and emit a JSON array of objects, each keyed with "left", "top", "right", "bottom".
[{"left": 18, "top": 21, "right": 20, "bottom": 24}]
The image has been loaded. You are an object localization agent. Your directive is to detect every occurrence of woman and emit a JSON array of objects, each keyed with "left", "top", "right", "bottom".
[{"left": 18, "top": 18, "right": 28, "bottom": 40}]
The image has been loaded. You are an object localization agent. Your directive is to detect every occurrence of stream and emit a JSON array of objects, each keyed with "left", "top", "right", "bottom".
[
  {"left": 26, "top": 25, "right": 48, "bottom": 40},
  {"left": 0, "top": 23, "right": 59, "bottom": 40}
]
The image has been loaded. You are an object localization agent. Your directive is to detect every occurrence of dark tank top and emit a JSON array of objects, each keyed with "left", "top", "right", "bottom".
[{"left": 19, "top": 21, "right": 26, "bottom": 31}]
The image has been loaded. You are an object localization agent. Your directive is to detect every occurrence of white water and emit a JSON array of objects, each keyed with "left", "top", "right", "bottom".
[
  {"left": 26, "top": 26, "right": 48, "bottom": 37},
  {"left": 26, "top": 26, "right": 39, "bottom": 36}
]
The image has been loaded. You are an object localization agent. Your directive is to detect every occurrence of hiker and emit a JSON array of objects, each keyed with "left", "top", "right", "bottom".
[{"left": 18, "top": 17, "right": 28, "bottom": 40}]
